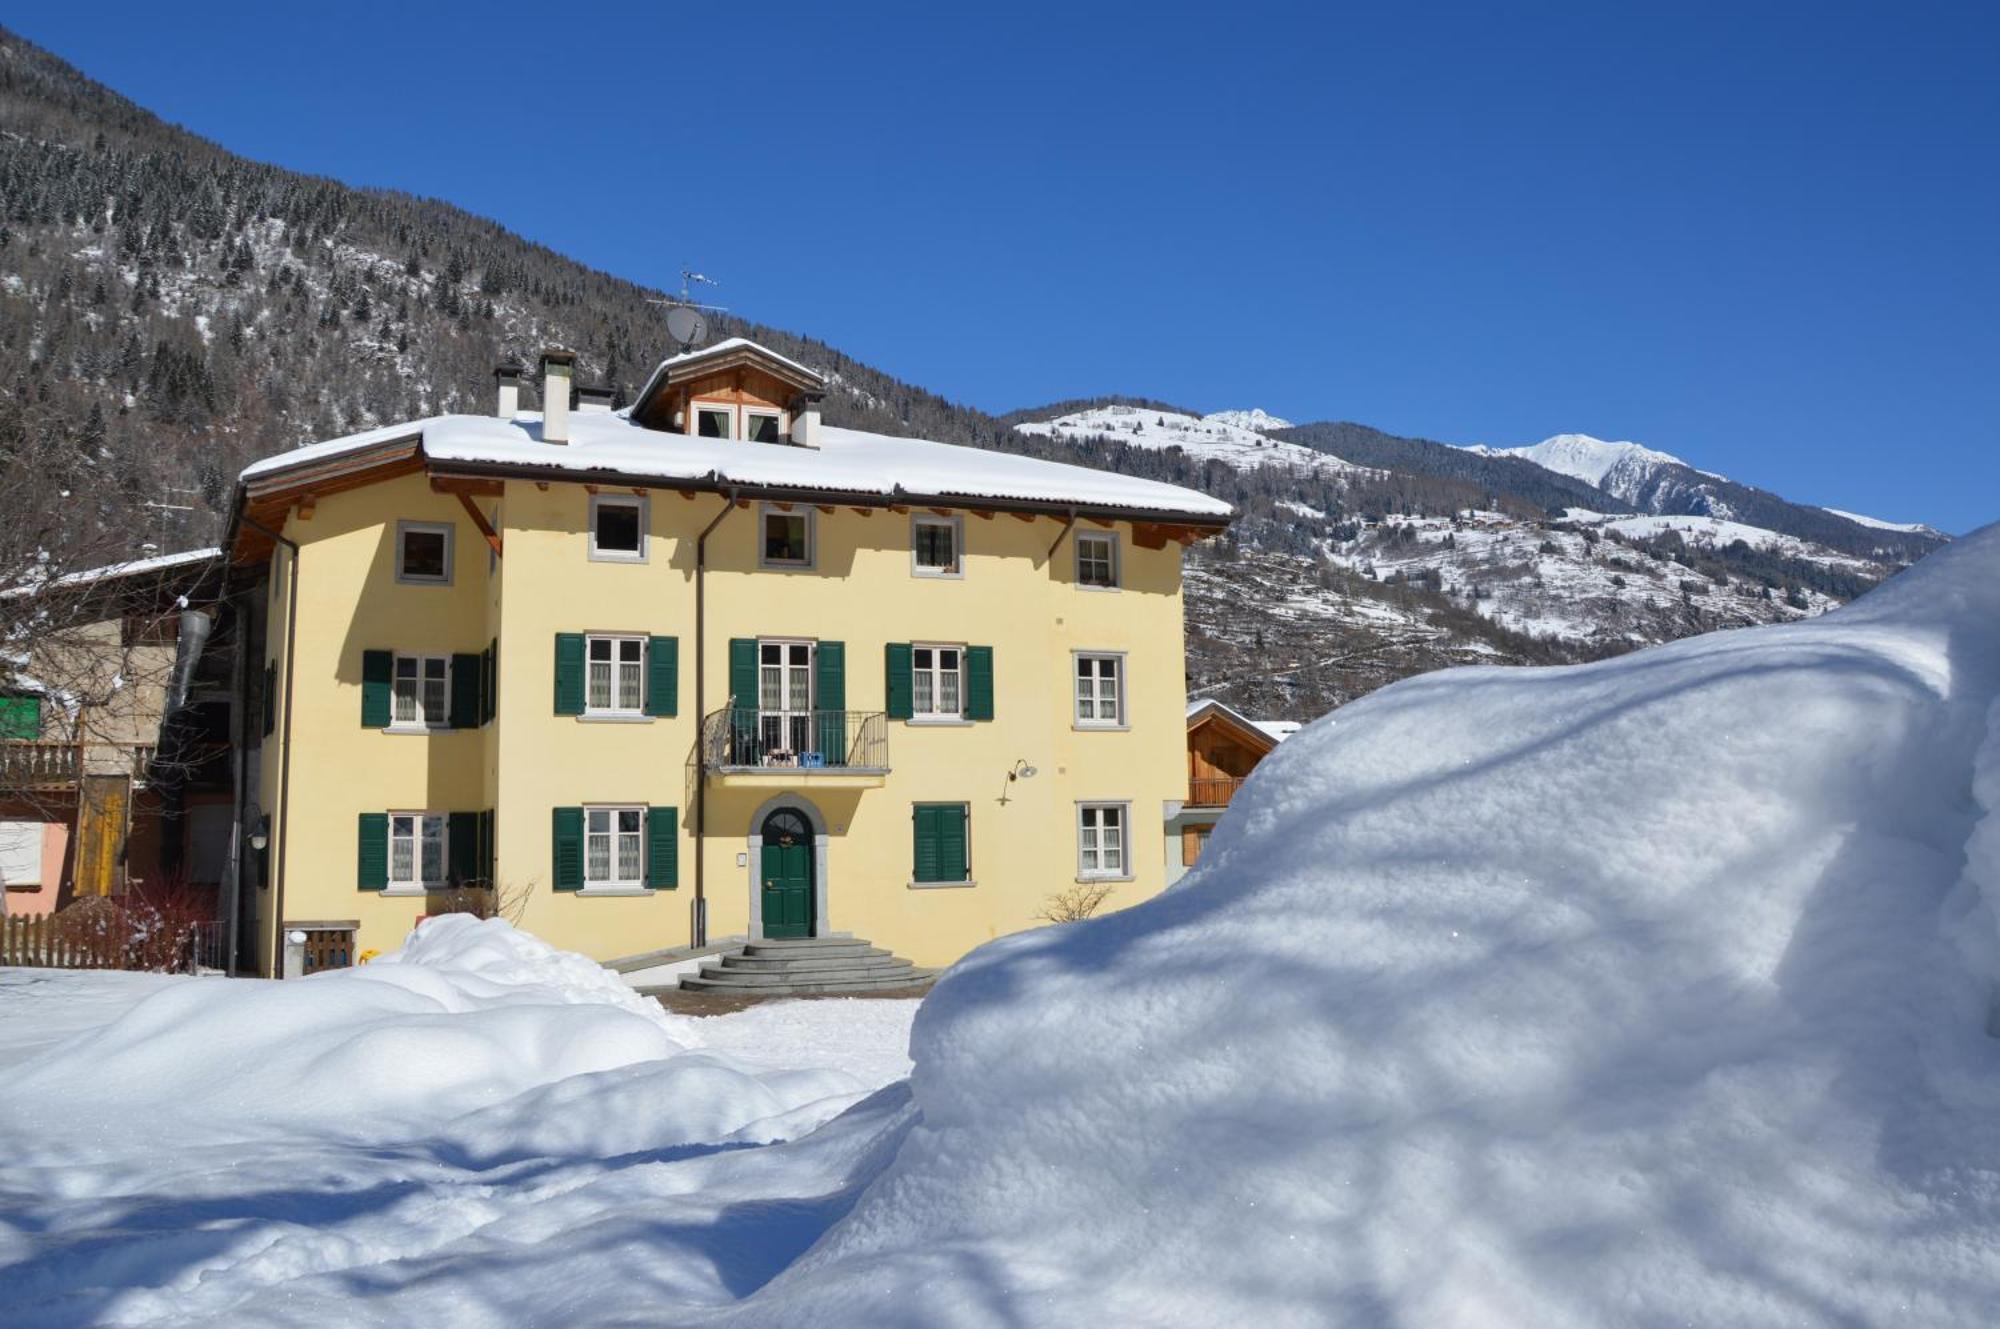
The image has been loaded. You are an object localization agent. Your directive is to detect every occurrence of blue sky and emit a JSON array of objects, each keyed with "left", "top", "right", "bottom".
[{"left": 13, "top": 2, "right": 1997, "bottom": 531}]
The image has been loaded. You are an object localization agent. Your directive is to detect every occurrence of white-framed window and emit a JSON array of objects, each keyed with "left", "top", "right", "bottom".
[
  {"left": 1073, "top": 652, "right": 1125, "bottom": 727},
  {"left": 1077, "top": 802, "right": 1130, "bottom": 879},
  {"left": 389, "top": 812, "right": 447, "bottom": 889},
  {"left": 589, "top": 494, "right": 647, "bottom": 562},
  {"left": 760, "top": 505, "right": 814, "bottom": 568},
  {"left": 695, "top": 403, "right": 734, "bottom": 439},
  {"left": 912, "top": 514, "right": 963, "bottom": 577},
  {"left": 1076, "top": 530, "right": 1119, "bottom": 589},
  {"left": 758, "top": 638, "right": 816, "bottom": 757},
  {"left": 586, "top": 635, "right": 646, "bottom": 715},
  {"left": 392, "top": 654, "right": 449, "bottom": 729},
  {"left": 912, "top": 644, "right": 965, "bottom": 720},
  {"left": 744, "top": 409, "right": 783, "bottom": 444},
  {"left": 584, "top": 805, "right": 645, "bottom": 890},
  {"left": 396, "top": 521, "right": 453, "bottom": 585}
]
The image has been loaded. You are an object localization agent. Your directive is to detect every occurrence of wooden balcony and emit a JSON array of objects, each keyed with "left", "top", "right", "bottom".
[
  {"left": 0, "top": 741, "right": 82, "bottom": 789},
  {"left": 1186, "top": 775, "right": 1247, "bottom": 808}
]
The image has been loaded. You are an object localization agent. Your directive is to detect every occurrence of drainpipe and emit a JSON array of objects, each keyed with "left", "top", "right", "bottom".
[
  {"left": 241, "top": 513, "right": 299, "bottom": 979},
  {"left": 691, "top": 490, "right": 738, "bottom": 948}
]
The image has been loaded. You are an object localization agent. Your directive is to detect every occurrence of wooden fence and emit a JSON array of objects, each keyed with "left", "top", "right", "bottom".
[{"left": 1, "top": 913, "right": 123, "bottom": 968}]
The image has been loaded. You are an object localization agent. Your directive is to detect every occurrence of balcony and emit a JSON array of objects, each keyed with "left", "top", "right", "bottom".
[
  {"left": 0, "top": 741, "right": 82, "bottom": 789},
  {"left": 1187, "top": 775, "right": 1247, "bottom": 808},
  {"left": 699, "top": 708, "right": 890, "bottom": 785}
]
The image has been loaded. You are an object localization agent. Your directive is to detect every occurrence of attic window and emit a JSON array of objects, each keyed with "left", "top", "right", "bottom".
[
  {"left": 696, "top": 406, "right": 732, "bottom": 439},
  {"left": 396, "top": 522, "right": 453, "bottom": 585},
  {"left": 745, "top": 410, "right": 782, "bottom": 444},
  {"left": 590, "top": 495, "right": 647, "bottom": 562}
]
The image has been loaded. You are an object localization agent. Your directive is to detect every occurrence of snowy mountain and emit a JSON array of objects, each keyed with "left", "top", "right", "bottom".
[
  {"left": 1013, "top": 403, "right": 1353, "bottom": 474},
  {"left": 1466, "top": 433, "right": 1717, "bottom": 498},
  {"left": 1824, "top": 507, "right": 1944, "bottom": 537}
]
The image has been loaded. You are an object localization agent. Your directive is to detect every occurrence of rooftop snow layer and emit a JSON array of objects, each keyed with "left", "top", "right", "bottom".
[
  {"left": 241, "top": 409, "right": 1232, "bottom": 519},
  {"left": 721, "top": 525, "right": 2000, "bottom": 1326}
]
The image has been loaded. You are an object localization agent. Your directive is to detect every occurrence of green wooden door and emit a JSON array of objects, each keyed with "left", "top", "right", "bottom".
[{"left": 760, "top": 809, "right": 814, "bottom": 939}]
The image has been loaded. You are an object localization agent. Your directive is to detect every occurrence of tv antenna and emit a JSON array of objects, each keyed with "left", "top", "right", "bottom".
[{"left": 646, "top": 268, "right": 728, "bottom": 352}]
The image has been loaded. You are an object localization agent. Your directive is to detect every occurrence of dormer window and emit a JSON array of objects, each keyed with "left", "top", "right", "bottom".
[
  {"left": 696, "top": 406, "right": 732, "bottom": 439},
  {"left": 745, "top": 410, "right": 782, "bottom": 444}
]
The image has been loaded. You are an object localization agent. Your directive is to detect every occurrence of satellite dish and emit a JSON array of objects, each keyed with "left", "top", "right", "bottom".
[{"left": 665, "top": 305, "right": 707, "bottom": 350}]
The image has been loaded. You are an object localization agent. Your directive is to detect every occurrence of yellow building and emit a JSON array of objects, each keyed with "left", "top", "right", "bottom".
[{"left": 227, "top": 339, "right": 1231, "bottom": 978}]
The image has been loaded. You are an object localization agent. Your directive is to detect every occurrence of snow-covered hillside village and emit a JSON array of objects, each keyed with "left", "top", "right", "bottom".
[{"left": 4, "top": 11, "right": 1999, "bottom": 1329}]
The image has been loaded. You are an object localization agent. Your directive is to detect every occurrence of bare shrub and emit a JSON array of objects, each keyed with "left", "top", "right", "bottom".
[{"left": 1035, "top": 881, "right": 1116, "bottom": 924}]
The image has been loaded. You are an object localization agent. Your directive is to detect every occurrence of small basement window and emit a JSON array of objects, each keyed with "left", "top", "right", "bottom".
[
  {"left": 761, "top": 507, "right": 814, "bottom": 568},
  {"left": 744, "top": 410, "right": 782, "bottom": 444},
  {"left": 696, "top": 405, "right": 733, "bottom": 439},
  {"left": 396, "top": 522, "right": 453, "bottom": 585},
  {"left": 590, "top": 494, "right": 647, "bottom": 562}
]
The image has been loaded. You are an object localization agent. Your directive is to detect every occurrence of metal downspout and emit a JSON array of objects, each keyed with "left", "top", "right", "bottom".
[
  {"left": 692, "top": 491, "right": 738, "bottom": 948},
  {"left": 241, "top": 514, "right": 299, "bottom": 978}
]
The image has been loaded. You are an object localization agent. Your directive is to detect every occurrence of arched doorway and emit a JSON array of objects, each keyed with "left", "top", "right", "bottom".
[{"left": 759, "top": 808, "right": 816, "bottom": 938}]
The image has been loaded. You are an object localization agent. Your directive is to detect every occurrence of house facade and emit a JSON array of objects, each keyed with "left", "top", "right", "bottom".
[
  {"left": 231, "top": 339, "right": 1231, "bottom": 975},
  {"left": 1164, "top": 698, "right": 1297, "bottom": 885}
]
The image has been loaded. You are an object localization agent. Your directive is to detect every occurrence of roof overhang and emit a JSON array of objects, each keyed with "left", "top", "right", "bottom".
[{"left": 1187, "top": 698, "right": 1281, "bottom": 753}]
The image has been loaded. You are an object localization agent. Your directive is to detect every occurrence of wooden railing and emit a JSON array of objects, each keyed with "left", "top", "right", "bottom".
[
  {"left": 0, "top": 741, "right": 81, "bottom": 788},
  {"left": 1187, "top": 776, "right": 1247, "bottom": 807},
  {"left": 0, "top": 913, "right": 121, "bottom": 968}
]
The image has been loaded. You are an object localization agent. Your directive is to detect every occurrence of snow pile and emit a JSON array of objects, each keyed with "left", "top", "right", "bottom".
[
  {"left": 0, "top": 916, "right": 862, "bottom": 1162},
  {"left": 734, "top": 527, "right": 2000, "bottom": 1326}
]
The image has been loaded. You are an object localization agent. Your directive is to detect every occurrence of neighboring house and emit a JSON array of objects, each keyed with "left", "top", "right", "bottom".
[
  {"left": 227, "top": 338, "right": 1232, "bottom": 976},
  {"left": 1165, "top": 698, "right": 1298, "bottom": 884},
  {"left": 0, "top": 549, "right": 236, "bottom": 919}
]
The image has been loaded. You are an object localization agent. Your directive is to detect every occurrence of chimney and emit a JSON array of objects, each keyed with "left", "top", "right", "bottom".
[
  {"left": 792, "top": 391, "right": 824, "bottom": 449},
  {"left": 539, "top": 348, "right": 576, "bottom": 444},
  {"left": 577, "top": 385, "right": 616, "bottom": 414},
  {"left": 494, "top": 362, "right": 524, "bottom": 418}
]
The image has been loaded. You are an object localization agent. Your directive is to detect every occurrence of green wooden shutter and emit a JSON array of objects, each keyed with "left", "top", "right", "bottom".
[
  {"left": 448, "top": 811, "right": 479, "bottom": 884},
  {"left": 357, "top": 812, "right": 388, "bottom": 890},
  {"left": 551, "top": 806, "right": 584, "bottom": 890},
  {"left": 884, "top": 642, "right": 913, "bottom": 720},
  {"left": 262, "top": 663, "right": 276, "bottom": 736},
  {"left": 727, "top": 638, "right": 758, "bottom": 712},
  {"left": 480, "top": 642, "right": 496, "bottom": 724},
  {"left": 645, "top": 636, "right": 679, "bottom": 717},
  {"left": 913, "top": 804, "right": 940, "bottom": 882},
  {"left": 966, "top": 645, "right": 995, "bottom": 721},
  {"left": 646, "top": 806, "right": 678, "bottom": 889},
  {"left": 0, "top": 695, "right": 40, "bottom": 741},
  {"left": 941, "top": 804, "right": 968, "bottom": 882},
  {"left": 449, "top": 654, "right": 481, "bottom": 729},
  {"left": 361, "top": 650, "right": 393, "bottom": 727},
  {"left": 814, "top": 640, "right": 845, "bottom": 762},
  {"left": 553, "top": 634, "right": 585, "bottom": 715}
]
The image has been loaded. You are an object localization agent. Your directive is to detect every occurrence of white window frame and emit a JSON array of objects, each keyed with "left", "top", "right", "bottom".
[
  {"left": 910, "top": 643, "right": 967, "bottom": 722},
  {"left": 389, "top": 653, "right": 450, "bottom": 731},
  {"left": 743, "top": 408, "right": 784, "bottom": 445},
  {"left": 758, "top": 504, "right": 816, "bottom": 570},
  {"left": 387, "top": 811, "right": 447, "bottom": 893},
  {"left": 1075, "top": 530, "right": 1120, "bottom": 590},
  {"left": 1072, "top": 651, "right": 1127, "bottom": 729},
  {"left": 582, "top": 804, "right": 647, "bottom": 893},
  {"left": 911, "top": 513, "right": 964, "bottom": 579},
  {"left": 588, "top": 493, "right": 648, "bottom": 563},
  {"left": 693, "top": 402, "right": 736, "bottom": 440},
  {"left": 1076, "top": 802, "right": 1132, "bottom": 881},
  {"left": 395, "top": 521, "right": 454, "bottom": 585},
  {"left": 584, "top": 634, "right": 647, "bottom": 717}
]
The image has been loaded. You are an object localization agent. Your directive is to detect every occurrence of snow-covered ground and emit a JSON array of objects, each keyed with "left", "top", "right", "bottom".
[
  {"left": 1014, "top": 403, "right": 1357, "bottom": 474},
  {"left": 8, "top": 528, "right": 1999, "bottom": 1326},
  {"left": 0, "top": 918, "right": 916, "bottom": 1328}
]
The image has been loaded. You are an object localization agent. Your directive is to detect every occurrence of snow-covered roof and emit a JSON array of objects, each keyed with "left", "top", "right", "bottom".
[
  {"left": 1186, "top": 697, "right": 1296, "bottom": 743},
  {"left": 242, "top": 408, "right": 1234, "bottom": 521},
  {"left": 3, "top": 546, "right": 222, "bottom": 599}
]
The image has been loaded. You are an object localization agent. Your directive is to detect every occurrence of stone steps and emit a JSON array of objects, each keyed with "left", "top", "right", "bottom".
[{"left": 676, "top": 934, "right": 935, "bottom": 996}]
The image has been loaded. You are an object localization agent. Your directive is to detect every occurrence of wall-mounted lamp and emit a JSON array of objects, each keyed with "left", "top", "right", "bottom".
[
  {"left": 247, "top": 811, "right": 270, "bottom": 854},
  {"left": 1000, "top": 759, "right": 1039, "bottom": 804}
]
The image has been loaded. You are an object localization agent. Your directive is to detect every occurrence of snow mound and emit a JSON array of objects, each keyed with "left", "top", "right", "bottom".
[
  {"left": 0, "top": 917, "right": 862, "bottom": 1163},
  {"left": 735, "top": 528, "right": 2000, "bottom": 1326}
]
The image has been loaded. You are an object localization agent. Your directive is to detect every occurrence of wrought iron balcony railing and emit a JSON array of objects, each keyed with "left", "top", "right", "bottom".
[{"left": 699, "top": 708, "right": 890, "bottom": 775}]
